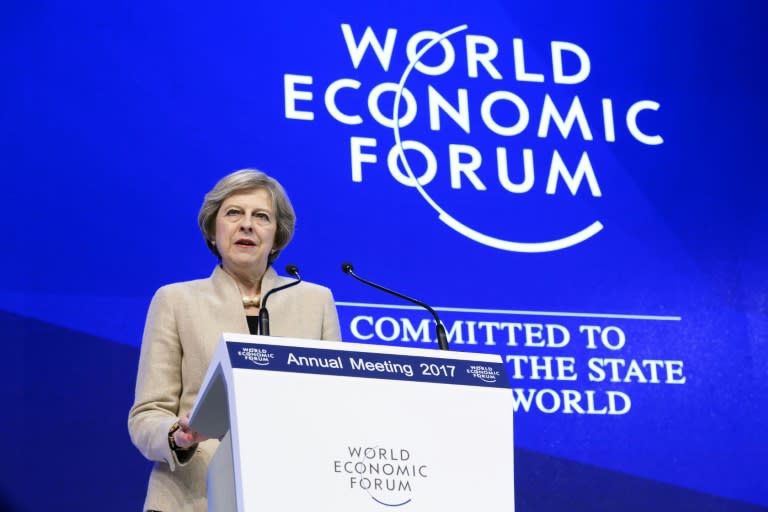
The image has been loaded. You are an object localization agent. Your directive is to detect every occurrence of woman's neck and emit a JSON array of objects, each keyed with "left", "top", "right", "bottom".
[{"left": 221, "top": 262, "right": 266, "bottom": 297}]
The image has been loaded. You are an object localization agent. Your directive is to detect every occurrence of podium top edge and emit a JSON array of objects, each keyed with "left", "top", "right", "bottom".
[{"left": 219, "top": 332, "right": 503, "bottom": 364}]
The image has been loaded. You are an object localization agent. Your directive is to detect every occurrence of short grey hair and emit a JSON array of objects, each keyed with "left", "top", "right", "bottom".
[{"left": 198, "top": 169, "right": 296, "bottom": 264}]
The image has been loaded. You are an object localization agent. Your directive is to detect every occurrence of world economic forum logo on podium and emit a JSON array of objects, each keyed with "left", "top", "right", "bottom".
[
  {"left": 237, "top": 347, "right": 275, "bottom": 366},
  {"left": 467, "top": 364, "right": 501, "bottom": 383},
  {"left": 333, "top": 445, "right": 429, "bottom": 507}
]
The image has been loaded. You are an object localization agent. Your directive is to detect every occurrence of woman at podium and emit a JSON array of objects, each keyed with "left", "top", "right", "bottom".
[{"left": 128, "top": 169, "right": 341, "bottom": 511}]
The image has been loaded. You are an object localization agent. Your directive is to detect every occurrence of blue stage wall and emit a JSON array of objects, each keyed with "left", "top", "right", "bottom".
[{"left": 1, "top": 1, "right": 766, "bottom": 510}]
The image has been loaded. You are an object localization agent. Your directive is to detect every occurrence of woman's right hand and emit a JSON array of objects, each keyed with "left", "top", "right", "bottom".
[{"left": 173, "top": 414, "right": 209, "bottom": 449}]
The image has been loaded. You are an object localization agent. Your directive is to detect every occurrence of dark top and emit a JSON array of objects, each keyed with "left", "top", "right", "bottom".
[{"left": 246, "top": 315, "right": 259, "bottom": 335}]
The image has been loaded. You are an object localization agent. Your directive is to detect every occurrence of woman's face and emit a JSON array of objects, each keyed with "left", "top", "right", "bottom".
[{"left": 214, "top": 188, "right": 277, "bottom": 275}]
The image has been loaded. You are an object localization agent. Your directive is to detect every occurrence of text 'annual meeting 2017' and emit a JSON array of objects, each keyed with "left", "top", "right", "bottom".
[{"left": 286, "top": 352, "right": 416, "bottom": 377}]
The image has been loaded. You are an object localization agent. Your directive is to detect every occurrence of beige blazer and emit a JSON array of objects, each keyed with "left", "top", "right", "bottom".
[{"left": 128, "top": 265, "right": 341, "bottom": 512}]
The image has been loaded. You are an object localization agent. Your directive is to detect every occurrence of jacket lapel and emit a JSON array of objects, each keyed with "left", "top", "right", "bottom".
[{"left": 210, "top": 265, "right": 249, "bottom": 335}]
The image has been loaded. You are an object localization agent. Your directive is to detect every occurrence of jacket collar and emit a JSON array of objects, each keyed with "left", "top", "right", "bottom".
[
  {"left": 209, "top": 264, "right": 282, "bottom": 335},
  {"left": 210, "top": 264, "right": 282, "bottom": 302}
]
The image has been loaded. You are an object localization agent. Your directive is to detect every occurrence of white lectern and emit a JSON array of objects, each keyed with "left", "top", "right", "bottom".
[{"left": 190, "top": 333, "right": 514, "bottom": 511}]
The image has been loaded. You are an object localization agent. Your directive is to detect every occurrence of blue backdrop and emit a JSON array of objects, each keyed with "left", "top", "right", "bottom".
[{"left": 1, "top": 1, "right": 766, "bottom": 510}]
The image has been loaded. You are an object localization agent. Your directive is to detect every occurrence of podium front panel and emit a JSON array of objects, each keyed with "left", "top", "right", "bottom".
[{"left": 224, "top": 336, "right": 514, "bottom": 511}]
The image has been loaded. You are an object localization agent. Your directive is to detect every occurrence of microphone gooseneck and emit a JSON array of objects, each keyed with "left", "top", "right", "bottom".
[
  {"left": 258, "top": 264, "right": 303, "bottom": 336},
  {"left": 341, "top": 262, "right": 449, "bottom": 351}
]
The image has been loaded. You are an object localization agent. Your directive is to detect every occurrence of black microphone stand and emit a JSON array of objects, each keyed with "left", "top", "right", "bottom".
[
  {"left": 342, "top": 262, "right": 449, "bottom": 351},
  {"left": 258, "top": 264, "right": 302, "bottom": 336}
]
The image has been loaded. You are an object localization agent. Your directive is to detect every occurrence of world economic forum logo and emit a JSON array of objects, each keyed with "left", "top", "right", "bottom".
[
  {"left": 333, "top": 445, "right": 428, "bottom": 507},
  {"left": 284, "top": 23, "right": 663, "bottom": 252},
  {"left": 237, "top": 347, "right": 275, "bottom": 366},
  {"left": 467, "top": 364, "right": 501, "bottom": 383}
]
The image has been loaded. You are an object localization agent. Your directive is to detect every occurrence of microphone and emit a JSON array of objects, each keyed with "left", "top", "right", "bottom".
[
  {"left": 341, "top": 262, "right": 449, "bottom": 351},
  {"left": 258, "top": 264, "right": 302, "bottom": 336}
]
